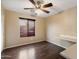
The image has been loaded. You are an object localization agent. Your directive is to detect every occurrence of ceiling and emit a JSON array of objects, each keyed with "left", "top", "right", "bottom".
[{"left": 2, "top": 0, "right": 77, "bottom": 17}]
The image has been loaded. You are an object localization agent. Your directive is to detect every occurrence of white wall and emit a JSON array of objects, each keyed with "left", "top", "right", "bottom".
[
  {"left": 5, "top": 10, "right": 46, "bottom": 48},
  {"left": 46, "top": 7, "right": 77, "bottom": 48},
  {"left": 3, "top": 7, "right": 76, "bottom": 49},
  {"left": 1, "top": 8, "right": 5, "bottom": 51}
]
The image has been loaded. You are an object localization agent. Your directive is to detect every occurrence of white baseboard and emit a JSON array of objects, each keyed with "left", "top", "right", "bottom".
[
  {"left": 4, "top": 40, "right": 45, "bottom": 50},
  {"left": 46, "top": 40, "right": 66, "bottom": 48}
]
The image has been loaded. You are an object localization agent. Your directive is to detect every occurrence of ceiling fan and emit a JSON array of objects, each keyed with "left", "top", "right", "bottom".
[{"left": 24, "top": 0, "right": 53, "bottom": 14}]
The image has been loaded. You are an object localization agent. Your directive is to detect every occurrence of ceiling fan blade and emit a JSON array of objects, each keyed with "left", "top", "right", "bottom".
[
  {"left": 37, "top": 1, "right": 41, "bottom": 5},
  {"left": 40, "top": 9, "right": 50, "bottom": 13},
  {"left": 24, "top": 8, "right": 34, "bottom": 9},
  {"left": 29, "top": 0, "right": 36, "bottom": 6},
  {"left": 43, "top": 3, "right": 53, "bottom": 8}
]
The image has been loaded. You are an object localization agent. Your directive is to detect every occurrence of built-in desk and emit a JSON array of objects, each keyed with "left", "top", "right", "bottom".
[
  {"left": 59, "top": 35, "right": 77, "bottom": 59},
  {"left": 60, "top": 44, "right": 77, "bottom": 59}
]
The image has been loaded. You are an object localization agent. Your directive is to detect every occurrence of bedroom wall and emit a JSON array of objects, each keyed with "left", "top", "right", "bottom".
[
  {"left": 46, "top": 7, "right": 77, "bottom": 48},
  {"left": 4, "top": 7, "right": 76, "bottom": 49},
  {"left": 5, "top": 10, "right": 46, "bottom": 48},
  {"left": 1, "top": 7, "right": 6, "bottom": 50}
]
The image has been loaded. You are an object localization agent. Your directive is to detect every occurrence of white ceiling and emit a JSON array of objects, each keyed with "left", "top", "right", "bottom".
[{"left": 2, "top": 0, "right": 77, "bottom": 17}]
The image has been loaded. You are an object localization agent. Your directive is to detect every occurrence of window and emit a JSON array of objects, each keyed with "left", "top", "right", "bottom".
[{"left": 19, "top": 17, "right": 35, "bottom": 37}]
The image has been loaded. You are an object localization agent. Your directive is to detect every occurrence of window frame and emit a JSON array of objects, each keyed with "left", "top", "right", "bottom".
[{"left": 19, "top": 17, "right": 35, "bottom": 37}]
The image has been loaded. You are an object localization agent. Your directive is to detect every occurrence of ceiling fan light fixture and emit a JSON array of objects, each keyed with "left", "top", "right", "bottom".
[{"left": 36, "top": 0, "right": 44, "bottom": 4}]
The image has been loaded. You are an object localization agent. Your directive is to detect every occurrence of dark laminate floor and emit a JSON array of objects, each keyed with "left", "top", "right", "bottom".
[{"left": 2, "top": 41, "right": 66, "bottom": 59}]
